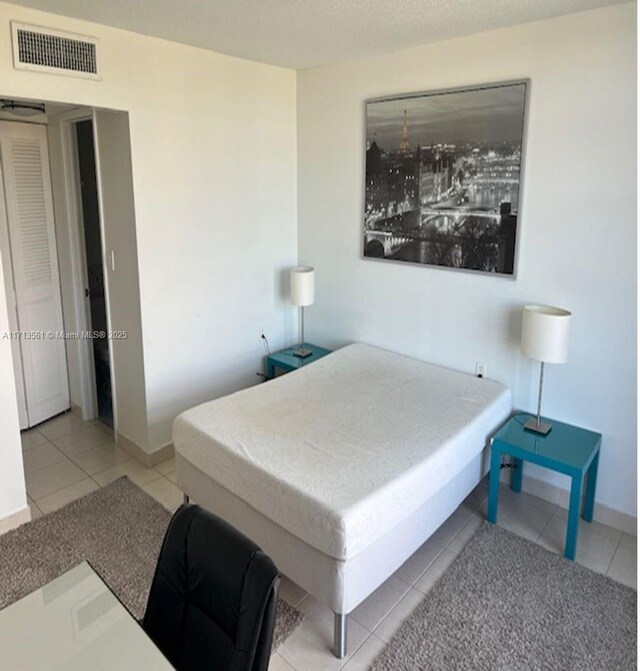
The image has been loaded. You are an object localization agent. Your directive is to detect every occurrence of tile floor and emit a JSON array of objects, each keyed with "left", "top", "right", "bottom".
[
  {"left": 19, "top": 413, "right": 637, "bottom": 671},
  {"left": 22, "top": 412, "right": 182, "bottom": 518},
  {"left": 271, "top": 483, "right": 637, "bottom": 671}
]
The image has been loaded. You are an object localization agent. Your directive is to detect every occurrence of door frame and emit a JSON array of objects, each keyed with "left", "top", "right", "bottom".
[
  {"left": 53, "top": 108, "right": 96, "bottom": 421},
  {"left": 53, "top": 108, "right": 117, "bottom": 429},
  {"left": 89, "top": 109, "right": 118, "bottom": 433}
]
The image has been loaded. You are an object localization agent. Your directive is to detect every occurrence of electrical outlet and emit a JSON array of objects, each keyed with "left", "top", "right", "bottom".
[
  {"left": 259, "top": 328, "right": 270, "bottom": 351},
  {"left": 475, "top": 361, "right": 487, "bottom": 378}
]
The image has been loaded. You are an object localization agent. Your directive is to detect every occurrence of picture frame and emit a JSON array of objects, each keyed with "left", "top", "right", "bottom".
[{"left": 363, "top": 80, "right": 530, "bottom": 277}]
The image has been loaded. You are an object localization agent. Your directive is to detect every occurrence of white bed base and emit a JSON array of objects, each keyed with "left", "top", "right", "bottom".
[{"left": 175, "top": 444, "right": 489, "bottom": 658}]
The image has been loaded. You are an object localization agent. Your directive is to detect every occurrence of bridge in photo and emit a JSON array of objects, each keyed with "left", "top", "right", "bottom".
[
  {"left": 364, "top": 230, "right": 412, "bottom": 255},
  {"left": 472, "top": 177, "right": 520, "bottom": 185},
  {"left": 421, "top": 208, "right": 502, "bottom": 222}
]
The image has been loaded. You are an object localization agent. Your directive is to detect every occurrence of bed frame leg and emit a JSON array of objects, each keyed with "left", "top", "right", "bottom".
[
  {"left": 183, "top": 493, "right": 190, "bottom": 505},
  {"left": 333, "top": 612, "right": 347, "bottom": 659}
]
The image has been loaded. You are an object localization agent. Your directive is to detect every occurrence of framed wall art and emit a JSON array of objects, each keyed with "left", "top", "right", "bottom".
[{"left": 363, "top": 80, "right": 529, "bottom": 276}]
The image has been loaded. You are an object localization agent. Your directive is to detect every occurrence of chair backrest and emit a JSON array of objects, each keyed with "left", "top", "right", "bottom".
[{"left": 143, "top": 504, "right": 280, "bottom": 671}]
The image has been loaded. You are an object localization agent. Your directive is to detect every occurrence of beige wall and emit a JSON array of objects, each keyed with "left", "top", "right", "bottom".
[{"left": 297, "top": 4, "right": 637, "bottom": 517}]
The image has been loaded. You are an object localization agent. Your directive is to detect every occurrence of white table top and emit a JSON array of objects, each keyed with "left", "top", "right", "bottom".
[{"left": 0, "top": 562, "right": 174, "bottom": 670}]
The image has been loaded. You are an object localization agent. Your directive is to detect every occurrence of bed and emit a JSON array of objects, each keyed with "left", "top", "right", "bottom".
[{"left": 173, "top": 343, "right": 511, "bottom": 657}]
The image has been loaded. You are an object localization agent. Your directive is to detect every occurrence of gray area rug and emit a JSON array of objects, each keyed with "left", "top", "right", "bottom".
[
  {"left": 373, "top": 523, "right": 636, "bottom": 671},
  {"left": 0, "top": 477, "right": 302, "bottom": 650}
]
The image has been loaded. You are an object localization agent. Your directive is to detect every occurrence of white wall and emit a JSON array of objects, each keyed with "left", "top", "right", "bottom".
[
  {"left": 0, "top": 3, "right": 298, "bottom": 464},
  {"left": 93, "top": 110, "right": 148, "bottom": 450},
  {"left": 0, "top": 249, "right": 27, "bottom": 525},
  {"left": 297, "top": 4, "right": 637, "bottom": 518}
]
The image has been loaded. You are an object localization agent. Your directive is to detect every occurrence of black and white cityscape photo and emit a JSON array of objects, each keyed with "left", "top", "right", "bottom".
[{"left": 364, "top": 82, "right": 527, "bottom": 275}]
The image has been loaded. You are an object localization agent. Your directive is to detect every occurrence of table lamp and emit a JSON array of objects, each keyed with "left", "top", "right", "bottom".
[
  {"left": 521, "top": 305, "right": 572, "bottom": 435},
  {"left": 290, "top": 266, "right": 315, "bottom": 358}
]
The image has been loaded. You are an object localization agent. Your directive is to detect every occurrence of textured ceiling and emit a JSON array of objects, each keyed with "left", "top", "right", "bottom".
[{"left": 6, "top": 0, "right": 627, "bottom": 69}]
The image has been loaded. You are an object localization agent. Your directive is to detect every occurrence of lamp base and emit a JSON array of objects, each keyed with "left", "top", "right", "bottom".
[
  {"left": 292, "top": 347, "right": 313, "bottom": 359},
  {"left": 524, "top": 418, "right": 552, "bottom": 435}
]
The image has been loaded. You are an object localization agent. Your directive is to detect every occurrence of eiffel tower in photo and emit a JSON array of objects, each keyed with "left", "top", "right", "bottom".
[{"left": 399, "top": 109, "right": 411, "bottom": 153}]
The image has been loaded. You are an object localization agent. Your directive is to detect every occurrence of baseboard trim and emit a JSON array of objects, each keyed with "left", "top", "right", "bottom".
[
  {"left": 0, "top": 504, "right": 31, "bottom": 535},
  {"left": 500, "top": 470, "right": 636, "bottom": 536},
  {"left": 116, "top": 432, "right": 174, "bottom": 468}
]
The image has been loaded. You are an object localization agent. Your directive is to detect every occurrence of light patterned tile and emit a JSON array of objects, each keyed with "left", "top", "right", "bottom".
[
  {"left": 28, "top": 497, "right": 42, "bottom": 521},
  {"left": 165, "top": 470, "right": 178, "bottom": 484},
  {"left": 493, "top": 485, "right": 557, "bottom": 541},
  {"left": 395, "top": 535, "right": 444, "bottom": 585},
  {"left": 142, "top": 477, "right": 183, "bottom": 512},
  {"left": 351, "top": 575, "right": 410, "bottom": 632},
  {"left": 607, "top": 543, "right": 637, "bottom": 589},
  {"left": 155, "top": 457, "right": 176, "bottom": 476},
  {"left": 545, "top": 506, "right": 623, "bottom": 543},
  {"left": 342, "top": 634, "right": 386, "bottom": 670},
  {"left": 38, "top": 413, "right": 89, "bottom": 440},
  {"left": 464, "top": 478, "right": 489, "bottom": 512},
  {"left": 21, "top": 429, "right": 48, "bottom": 449},
  {"left": 447, "top": 512, "right": 484, "bottom": 556},
  {"left": 497, "top": 513, "right": 551, "bottom": 542},
  {"left": 429, "top": 502, "right": 477, "bottom": 548},
  {"left": 279, "top": 596, "right": 369, "bottom": 671},
  {"left": 268, "top": 653, "right": 296, "bottom": 670},
  {"left": 537, "top": 517, "right": 620, "bottom": 574},
  {"left": 22, "top": 441, "right": 66, "bottom": 474},
  {"left": 620, "top": 533, "right": 637, "bottom": 552},
  {"left": 36, "top": 478, "right": 99, "bottom": 514},
  {"left": 71, "top": 443, "right": 132, "bottom": 475},
  {"left": 93, "top": 460, "right": 164, "bottom": 488},
  {"left": 53, "top": 426, "right": 113, "bottom": 458},
  {"left": 280, "top": 576, "right": 308, "bottom": 608},
  {"left": 414, "top": 549, "right": 458, "bottom": 595},
  {"left": 25, "top": 459, "right": 86, "bottom": 499},
  {"left": 374, "top": 588, "right": 424, "bottom": 644},
  {"left": 92, "top": 419, "right": 114, "bottom": 437}
]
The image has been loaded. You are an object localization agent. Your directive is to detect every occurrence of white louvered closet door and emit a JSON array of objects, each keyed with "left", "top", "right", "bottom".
[{"left": 0, "top": 121, "right": 69, "bottom": 427}]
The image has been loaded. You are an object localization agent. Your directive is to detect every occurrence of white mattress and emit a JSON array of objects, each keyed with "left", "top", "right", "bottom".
[{"left": 173, "top": 343, "right": 511, "bottom": 561}]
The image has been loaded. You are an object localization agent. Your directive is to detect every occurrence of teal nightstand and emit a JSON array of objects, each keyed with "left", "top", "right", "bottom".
[
  {"left": 265, "top": 343, "right": 332, "bottom": 379},
  {"left": 487, "top": 413, "right": 601, "bottom": 561}
]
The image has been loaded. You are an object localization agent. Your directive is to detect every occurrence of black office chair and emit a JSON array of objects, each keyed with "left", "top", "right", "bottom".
[{"left": 143, "top": 504, "right": 280, "bottom": 671}]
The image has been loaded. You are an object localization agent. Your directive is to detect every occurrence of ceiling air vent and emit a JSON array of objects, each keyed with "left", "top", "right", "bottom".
[{"left": 11, "top": 22, "right": 100, "bottom": 80}]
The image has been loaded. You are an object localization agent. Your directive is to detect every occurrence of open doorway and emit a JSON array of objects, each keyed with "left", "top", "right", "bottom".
[
  {"left": 74, "top": 119, "right": 112, "bottom": 428},
  {"left": 0, "top": 97, "right": 144, "bottom": 442}
]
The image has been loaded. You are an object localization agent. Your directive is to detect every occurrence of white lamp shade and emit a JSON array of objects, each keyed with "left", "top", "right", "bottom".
[
  {"left": 521, "top": 305, "right": 572, "bottom": 364},
  {"left": 290, "top": 266, "right": 315, "bottom": 307}
]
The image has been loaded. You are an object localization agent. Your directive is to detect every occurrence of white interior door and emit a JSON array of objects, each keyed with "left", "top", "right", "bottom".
[{"left": 0, "top": 121, "right": 69, "bottom": 427}]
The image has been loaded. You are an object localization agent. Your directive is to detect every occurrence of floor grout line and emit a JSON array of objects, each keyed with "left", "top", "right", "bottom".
[
  {"left": 295, "top": 594, "right": 309, "bottom": 610},
  {"left": 69, "top": 449, "right": 135, "bottom": 482},
  {"left": 89, "top": 474, "right": 102, "bottom": 488},
  {"left": 534, "top": 503, "right": 559, "bottom": 543},
  {"left": 605, "top": 533, "right": 624, "bottom": 576},
  {"left": 334, "top": 624, "right": 379, "bottom": 670}
]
